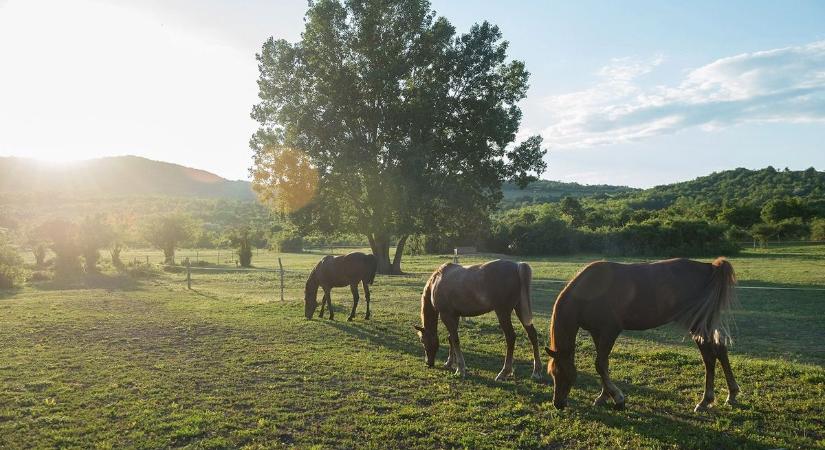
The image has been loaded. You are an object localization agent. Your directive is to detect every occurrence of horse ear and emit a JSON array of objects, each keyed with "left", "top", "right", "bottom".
[
  {"left": 413, "top": 324, "right": 425, "bottom": 333},
  {"left": 544, "top": 346, "right": 557, "bottom": 358}
]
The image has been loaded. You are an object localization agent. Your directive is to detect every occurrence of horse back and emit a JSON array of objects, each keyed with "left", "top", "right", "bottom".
[
  {"left": 568, "top": 258, "right": 716, "bottom": 330},
  {"left": 432, "top": 260, "right": 522, "bottom": 316}
]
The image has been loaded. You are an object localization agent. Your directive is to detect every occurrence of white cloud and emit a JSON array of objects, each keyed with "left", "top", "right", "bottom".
[{"left": 541, "top": 41, "right": 825, "bottom": 149}]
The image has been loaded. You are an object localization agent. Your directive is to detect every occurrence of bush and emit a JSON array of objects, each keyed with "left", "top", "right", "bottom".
[
  {"left": 605, "top": 220, "right": 739, "bottom": 257},
  {"left": 275, "top": 233, "right": 303, "bottom": 253},
  {"left": 811, "top": 218, "right": 825, "bottom": 241},
  {"left": 238, "top": 242, "right": 253, "bottom": 267},
  {"left": 0, "top": 245, "right": 26, "bottom": 289}
]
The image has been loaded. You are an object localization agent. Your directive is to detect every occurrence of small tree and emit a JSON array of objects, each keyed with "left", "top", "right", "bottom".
[
  {"left": 0, "top": 241, "right": 26, "bottom": 289},
  {"left": 36, "top": 219, "right": 82, "bottom": 277},
  {"left": 142, "top": 214, "right": 197, "bottom": 265},
  {"left": 560, "top": 197, "right": 586, "bottom": 228},
  {"left": 227, "top": 226, "right": 256, "bottom": 268},
  {"left": 32, "top": 242, "right": 47, "bottom": 267},
  {"left": 79, "top": 215, "right": 115, "bottom": 273},
  {"left": 810, "top": 218, "right": 825, "bottom": 241}
]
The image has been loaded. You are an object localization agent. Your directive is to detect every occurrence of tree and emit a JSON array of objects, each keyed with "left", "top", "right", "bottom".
[
  {"left": 227, "top": 226, "right": 258, "bottom": 268},
  {"left": 142, "top": 214, "right": 196, "bottom": 265},
  {"left": 36, "top": 219, "right": 82, "bottom": 276},
  {"left": 78, "top": 215, "right": 115, "bottom": 272},
  {"left": 718, "top": 204, "right": 761, "bottom": 229},
  {"left": 560, "top": 197, "right": 586, "bottom": 228},
  {"left": 0, "top": 239, "right": 26, "bottom": 289},
  {"left": 251, "top": 0, "right": 546, "bottom": 274}
]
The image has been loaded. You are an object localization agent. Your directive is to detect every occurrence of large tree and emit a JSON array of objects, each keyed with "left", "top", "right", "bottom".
[{"left": 251, "top": 0, "right": 546, "bottom": 274}]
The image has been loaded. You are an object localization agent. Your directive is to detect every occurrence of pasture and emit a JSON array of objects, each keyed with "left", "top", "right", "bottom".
[{"left": 1, "top": 245, "right": 824, "bottom": 449}]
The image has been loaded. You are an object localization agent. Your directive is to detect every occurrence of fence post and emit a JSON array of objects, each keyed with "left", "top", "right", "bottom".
[
  {"left": 278, "top": 257, "right": 284, "bottom": 302},
  {"left": 186, "top": 258, "right": 191, "bottom": 290},
  {"left": 453, "top": 248, "right": 458, "bottom": 264},
  {"left": 146, "top": 255, "right": 149, "bottom": 265},
  {"left": 196, "top": 251, "right": 199, "bottom": 264}
]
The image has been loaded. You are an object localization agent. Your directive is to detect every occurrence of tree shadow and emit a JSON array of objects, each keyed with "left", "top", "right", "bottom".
[
  {"left": 30, "top": 271, "right": 147, "bottom": 292},
  {"left": 0, "top": 287, "right": 23, "bottom": 300}
]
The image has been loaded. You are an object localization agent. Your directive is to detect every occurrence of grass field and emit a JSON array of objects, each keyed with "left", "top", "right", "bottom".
[{"left": 1, "top": 245, "right": 824, "bottom": 449}]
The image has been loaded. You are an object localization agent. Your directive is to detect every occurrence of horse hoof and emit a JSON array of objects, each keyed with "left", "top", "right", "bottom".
[
  {"left": 613, "top": 400, "right": 626, "bottom": 411},
  {"left": 726, "top": 397, "right": 739, "bottom": 407},
  {"left": 364, "top": 314, "right": 370, "bottom": 320},
  {"left": 453, "top": 369, "right": 466, "bottom": 378},
  {"left": 593, "top": 396, "right": 609, "bottom": 407},
  {"left": 531, "top": 372, "right": 543, "bottom": 381},
  {"left": 328, "top": 316, "right": 334, "bottom": 321},
  {"left": 347, "top": 316, "right": 354, "bottom": 322},
  {"left": 694, "top": 402, "right": 711, "bottom": 413}
]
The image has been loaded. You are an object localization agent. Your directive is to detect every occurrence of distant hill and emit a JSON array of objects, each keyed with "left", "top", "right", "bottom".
[
  {"left": 619, "top": 166, "right": 825, "bottom": 209},
  {"left": 501, "top": 179, "right": 638, "bottom": 209},
  {"left": 0, "top": 156, "right": 254, "bottom": 200}
]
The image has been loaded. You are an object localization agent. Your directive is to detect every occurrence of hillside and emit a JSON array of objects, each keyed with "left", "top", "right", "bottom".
[
  {"left": 501, "top": 179, "right": 638, "bottom": 209},
  {"left": 620, "top": 166, "right": 825, "bottom": 209},
  {"left": 0, "top": 156, "right": 254, "bottom": 200}
]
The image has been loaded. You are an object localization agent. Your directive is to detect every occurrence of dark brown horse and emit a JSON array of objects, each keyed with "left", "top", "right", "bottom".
[
  {"left": 546, "top": 257, "right": 739, "bottom": 412},
  {"left": 415, "top": 260, "right": 543, "bottom": 381},
  {"left": 304, "top": 252, "right": 377, "bottom": 321}
]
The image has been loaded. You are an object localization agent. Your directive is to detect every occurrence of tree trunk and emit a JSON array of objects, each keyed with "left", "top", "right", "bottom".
[
  {"left": 367, "top": 233, "right": 407, "bottom": 275},
  {"left": 391, "top": 235, "right": 408, "bottom": 274}
]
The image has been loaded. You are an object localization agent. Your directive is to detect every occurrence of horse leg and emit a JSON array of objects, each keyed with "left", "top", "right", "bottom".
[
  {"left": 322, "top": 288, "right": 334, "bottom": 320},
  {"left": 348, "top": 284, "right": 359, "bottom": 321},
  {"left": 694, "top": 339, "right": 717, "bottom": 412},
  {"left": 515, "top": 305, "right": 542, "bottom": 380},
  {"left": 444, "top": 342, "right": 456, "bottom": 369},
  {"left": 590, "top": 331, "right": 611, "bottom": 406},
  {"left": 716, "top": 343, "right": 740, "bottom": 406},
  {"left": 594, "top": 329, "right": 625, "bottom": 409},
  {"left": 494, "top": 309, "right": 516, "bottom": 381},
  {"left": 363, "top": 281, "right": 371, "bottom": 320},
  {"left": 442, "top": 313, "right": 465, "bottom": 377},
  {"left": 318, "top": 289, "right": 327, "bottom": 318}
]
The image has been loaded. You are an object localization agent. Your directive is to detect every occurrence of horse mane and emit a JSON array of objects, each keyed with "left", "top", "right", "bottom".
[
  {"left": 365, "top": 254, "right": 378, "bottom": 285},
  {"left": 306, "top": 255, "right": 331, "bottom": 288},
  {"left": 549, "top": 261, "right": 601, "bottom": 353},
  {"left": 420, "top": 263, "right": 453, "bottom": 330}
]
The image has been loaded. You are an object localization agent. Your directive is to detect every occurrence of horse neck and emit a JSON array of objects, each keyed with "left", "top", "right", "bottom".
[
  {"left": 306, "top": 274, "right": 320, "bottom": 297},
  {"left": 550, "top": 296, "right": 579, "bottom": 354},
  {"left": 420, "top": 284, "right": 439, "bottom": 332}
]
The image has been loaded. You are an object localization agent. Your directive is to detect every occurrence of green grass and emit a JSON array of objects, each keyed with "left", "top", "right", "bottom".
[{"left": 1, "top": 245, "right": 824, "bottom": 449}]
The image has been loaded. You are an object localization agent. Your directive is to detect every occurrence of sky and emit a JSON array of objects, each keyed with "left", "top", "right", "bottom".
[{"left": 0, "top": 0, "right": 823, "bottom": 187}]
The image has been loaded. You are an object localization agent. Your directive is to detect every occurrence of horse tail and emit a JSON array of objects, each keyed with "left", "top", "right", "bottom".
[
  {"left": 517, "top": 262, "right": 534, "bottom": 326},
  {"left": 365, "top": 254, "right": 378, "bottom": 285},
  {"left": 683, "top": 257, "right": 737, "bottom": 346}
]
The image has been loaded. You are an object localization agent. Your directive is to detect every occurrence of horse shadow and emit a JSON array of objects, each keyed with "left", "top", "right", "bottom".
[{"left": 318, "top": 317, "right": 763, "bottom": 448}]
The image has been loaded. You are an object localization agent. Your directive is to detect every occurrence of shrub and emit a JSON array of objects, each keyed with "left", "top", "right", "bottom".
[
  {"left": 275, "top": 233, "right": 303, "bottom": 253},
  {"left": 0, "top": 245, "right": 26, "bottom": 289},
  {"left": 811, "top": 218, "right": 825, "bottom": 241}
]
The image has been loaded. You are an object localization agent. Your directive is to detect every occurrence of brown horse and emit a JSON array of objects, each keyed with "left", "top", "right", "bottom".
[
  {"left": 546, "top": 257, "right": 739, "bottom": 412},
  {"left": 415, "top": 260, "right": 543, "bottom": 381},
  {"left": 304, "top": 252, "right": 377, "bottom": 321}
]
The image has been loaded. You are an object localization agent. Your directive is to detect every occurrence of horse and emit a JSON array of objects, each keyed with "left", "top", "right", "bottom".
[
  {"left": 304, "top": 252, "right": 378, "bottom": 321},
  {"left": 545, "top": 257, "right": 739, "bottom": 412},
  {"left": 414, "top": 260, "right": 543, "bottom": 381}
]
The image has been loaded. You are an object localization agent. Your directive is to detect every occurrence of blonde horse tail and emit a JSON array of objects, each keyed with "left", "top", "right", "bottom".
[
  {"left": 687, "top": 257, "right": 737, "bottom": 346},
  {"left": 517, "top": 262, "right": 534, "bottom": 326}
]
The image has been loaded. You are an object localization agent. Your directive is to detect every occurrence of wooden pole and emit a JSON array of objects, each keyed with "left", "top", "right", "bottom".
[
  {"left": 146, "top": 255, "right": 149, "bottom": 265},
  {"left": 278, "top": 257, "right": 284, "bottom": 302},
  {"left": 453, "top": 248, "right": 458, "bottom": 264},
  {"left": 186, "top": 258, "right": 191, "bottom": 290}
]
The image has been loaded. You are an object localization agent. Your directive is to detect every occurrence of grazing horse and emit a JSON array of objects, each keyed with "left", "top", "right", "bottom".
[
  {"left": 546, "top": 257, "right": 739, "bottom": 412},
  {"left": 414, "top": 260, "right": 543, "bottom": 381},
  {"left": 304, "top": 252, "right": 377, "bottom": 321}
]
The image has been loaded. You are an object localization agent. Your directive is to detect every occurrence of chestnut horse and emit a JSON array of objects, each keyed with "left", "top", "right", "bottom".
[
  {"left": 304, "top": 252, "right": 377, "bottom": 321},
  {"left": 415, "top": 260, "right": 543, "bottom": 381},
  {"left": 546, "top": 257, "right": 739, "bottom": 412}
]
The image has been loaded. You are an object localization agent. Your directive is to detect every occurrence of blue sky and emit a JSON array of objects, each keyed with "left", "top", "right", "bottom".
[{"left": 0, "top": 0, "right": 823, "bottom": 187}]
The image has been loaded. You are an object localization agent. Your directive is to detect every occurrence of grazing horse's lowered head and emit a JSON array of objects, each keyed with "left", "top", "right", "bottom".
[{"left": 303, "top": 253, "right": 377, "bottom": 321}]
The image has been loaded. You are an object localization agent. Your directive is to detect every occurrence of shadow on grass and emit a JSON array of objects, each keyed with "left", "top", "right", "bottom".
[
  {"left": 0, "top": 287, "right": 23, "bottom": 300},
  {"left": 30, "top": 271, "right": 148, "bottom": 292}
]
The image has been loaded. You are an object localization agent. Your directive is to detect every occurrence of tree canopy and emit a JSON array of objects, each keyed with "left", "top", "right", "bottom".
[{"left": 250, "top": 0, "right": 546, "bottom": 273}]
